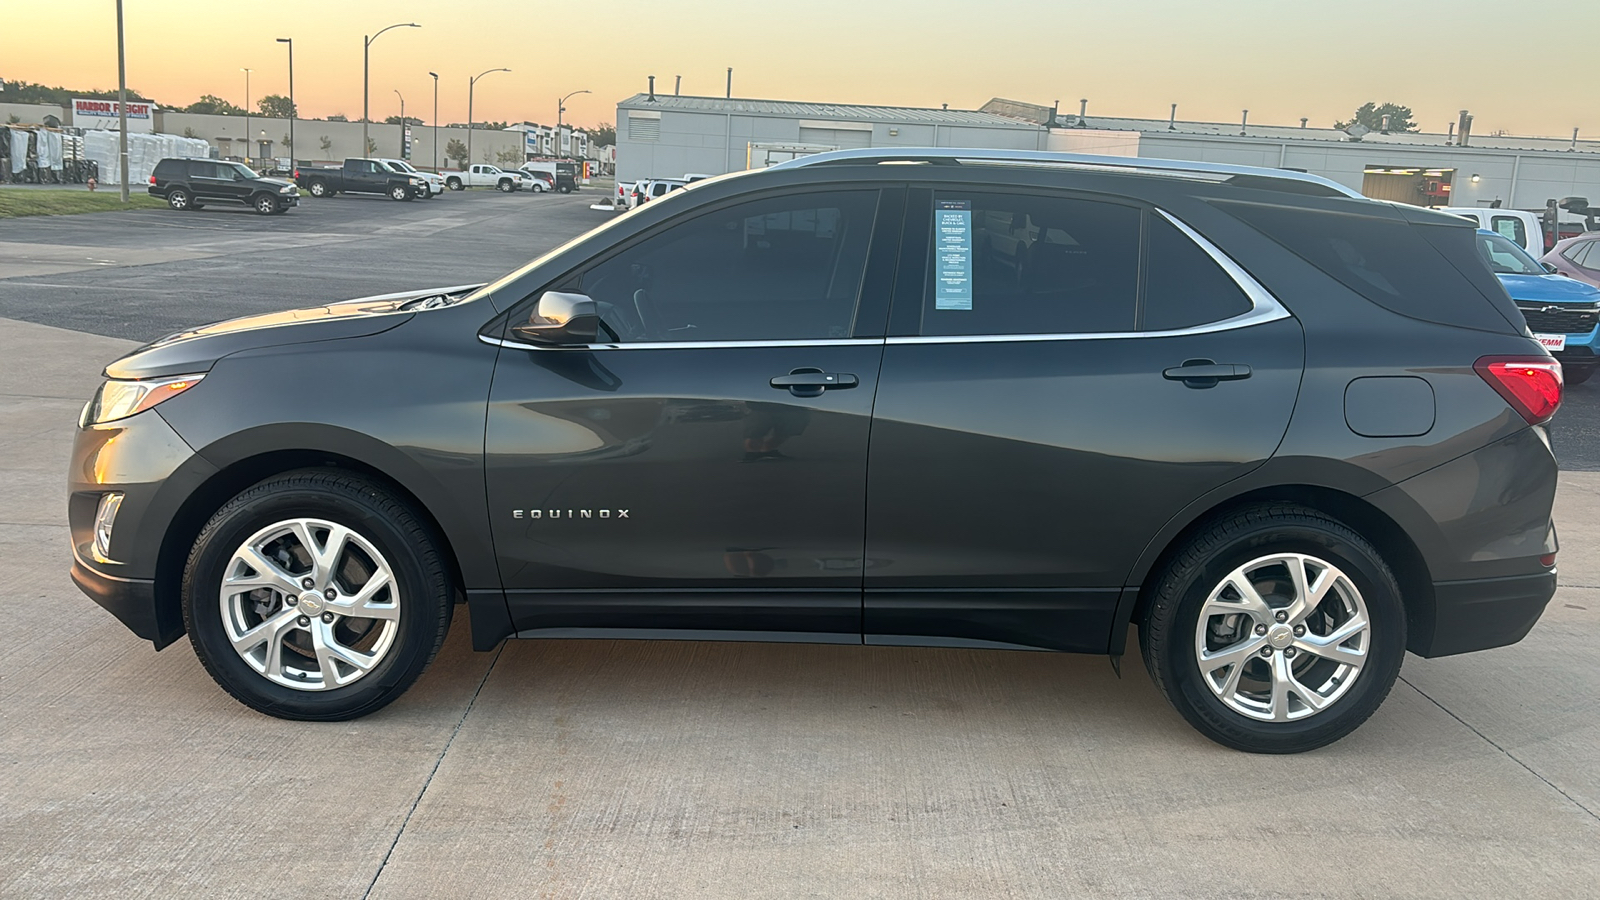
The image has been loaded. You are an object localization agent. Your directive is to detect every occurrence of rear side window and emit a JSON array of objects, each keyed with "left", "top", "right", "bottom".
[
  {"left": 920, "top": 190, "right": 1140, "bottom": 335},
  {"left": 1491, "top": 215, "right": 1527, "bottom": 247},
  {"left": 1213, "top": 200, "right": 1521, "bottom": 334},
  {"left": 1142, "top": 215, "right": 1253, "bottom": 330},
  {"left": 1566, "top": 241, "right": 1598, "bottom": 267}
]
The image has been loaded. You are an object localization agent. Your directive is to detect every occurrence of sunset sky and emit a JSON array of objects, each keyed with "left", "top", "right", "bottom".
[{"left": 6, "top": 0, "right": 1597, "bottom": 137}]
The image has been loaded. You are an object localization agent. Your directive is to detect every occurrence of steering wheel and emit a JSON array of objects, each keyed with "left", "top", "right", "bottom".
[{"left": 594, "top": 300, "right": 645, "bottom": 342}]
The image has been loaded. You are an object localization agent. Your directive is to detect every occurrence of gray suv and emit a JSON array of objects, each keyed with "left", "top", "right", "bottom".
[{"left": 74, "top": 148, "right": 1560, "bottom": 752}]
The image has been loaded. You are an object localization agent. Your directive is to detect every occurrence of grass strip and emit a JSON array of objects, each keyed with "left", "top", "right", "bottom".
[{"left": 0, "top": 188, "right": 166, "bottom": 218}]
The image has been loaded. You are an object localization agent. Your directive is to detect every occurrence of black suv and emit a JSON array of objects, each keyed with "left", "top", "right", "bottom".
[
  {"left": 72, "top": 149, "right": 1561, "bottom": 752},
  {"left": 148, "top": 158, "right": 300, "bottom": 215}
]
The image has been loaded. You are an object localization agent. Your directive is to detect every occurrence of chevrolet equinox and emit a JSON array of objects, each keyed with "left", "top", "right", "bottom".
[{"left": 69, "top": 148, "right": 1562, "bottom": 752}]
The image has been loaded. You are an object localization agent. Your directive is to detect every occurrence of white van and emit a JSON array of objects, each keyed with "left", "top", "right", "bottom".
[{"left": 1436, "top": 207, "right": 1544, "bottom": 257}]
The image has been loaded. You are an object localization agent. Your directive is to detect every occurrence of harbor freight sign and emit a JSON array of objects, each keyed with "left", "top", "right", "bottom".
[{"left": 72, "top": 98, "right": 155, "bottom": 132}]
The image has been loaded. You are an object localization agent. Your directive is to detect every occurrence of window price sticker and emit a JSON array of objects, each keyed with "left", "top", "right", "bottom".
[{"left": 934, "top": 199, "right": 973, "bottom": 310}]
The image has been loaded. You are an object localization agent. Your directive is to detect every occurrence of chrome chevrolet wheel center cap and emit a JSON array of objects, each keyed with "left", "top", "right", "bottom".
[
  {"left": 298, "top": 592, "right": 324, "bottom": 615},
  {"left": 1267, "top": 623, "right": 1294, "bottom": 649}
]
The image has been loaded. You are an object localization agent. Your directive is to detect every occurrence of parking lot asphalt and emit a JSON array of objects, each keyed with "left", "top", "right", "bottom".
[{"left": 2, "top": 192, "right": 1598, "bottom": 898}]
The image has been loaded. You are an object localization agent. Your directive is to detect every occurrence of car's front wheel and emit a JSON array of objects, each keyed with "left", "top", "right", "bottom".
[
  {"left": 1140, "top": 504, "right": 1405, "bottom": 753},
  {"left": 389, "top": 184, "right": 411, "bottom": 201},
  {"left": 253, "top": 194, "right": 279, "bottom": 215},
  {"left": 498, "top": 179, "right": 514, "bottom": 193},
  {"left": 182, "top": 470, "right": 452, "bottom": 720}
]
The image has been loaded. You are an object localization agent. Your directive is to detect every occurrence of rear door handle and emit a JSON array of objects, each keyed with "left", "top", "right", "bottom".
[
  {"left": 771, "top": 368, "right": 859, "bottom": 398},
  {"left": 1162, "top": 359, "right": 1252, "bottom": 388}
]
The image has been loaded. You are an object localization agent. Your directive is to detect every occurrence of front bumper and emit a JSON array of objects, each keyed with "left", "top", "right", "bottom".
[
  {"left": 71, "top": 547, "right": 180, "bottom": 648},
  {"left": 281, "top": 194, "right": 300, "bottom": 207}
]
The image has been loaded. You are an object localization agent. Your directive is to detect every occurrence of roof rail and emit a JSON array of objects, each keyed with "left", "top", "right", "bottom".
[{"left": 768, "top": 147, "right": 1366, "bottom": 199}]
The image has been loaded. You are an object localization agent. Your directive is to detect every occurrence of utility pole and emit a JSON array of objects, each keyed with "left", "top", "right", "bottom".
[
  {"left": 364, "top": 23, "right": 420, "bottom": 158},
  {"left": 116, "top": 0, "right": 129, "bottom": 201},
  {"left": 468, "top": 67, "right": 510, "bottom": 164},
  {"left": 276, "top": 38, "right": 293, "bottom": 165},
  {"left": 395, "top": 89, "right": 405, "bottom": 156},
  {"left": 558, "top": 89, "right": 590, "bottom": 158},
  {"left": 242, "top": 68, "right": 252, "bottom": 163},
  {"left": 428, "top": 72, "right": 438, "bottom": 170},
  {"left": 726, "top": 67, "right": 732, "bottom": 98}
]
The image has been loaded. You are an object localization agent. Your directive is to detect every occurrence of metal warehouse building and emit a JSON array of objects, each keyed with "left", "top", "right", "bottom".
[
  {"left": 614, "top": 94, "right": 1046, "bottom": 185},
  {"left": 616, "top": 92, "right": 1600, "bottom": 216}
]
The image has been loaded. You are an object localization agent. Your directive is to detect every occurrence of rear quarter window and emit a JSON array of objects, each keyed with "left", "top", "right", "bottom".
[{"left": 1210, "top": 199, "right": 1522, "bottom": 335}]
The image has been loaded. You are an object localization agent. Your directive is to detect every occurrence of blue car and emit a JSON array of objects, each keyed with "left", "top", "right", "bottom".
[{"left": 1478, "top": 229, "right": 1599, "bottom": 384}]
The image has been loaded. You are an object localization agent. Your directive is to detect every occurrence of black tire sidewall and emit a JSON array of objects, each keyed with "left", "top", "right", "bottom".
[
  {"left": 1148, "top": 513, "right": 1407, "bottom": 753},
  {"left": 183, "top": 477, "right": 448, "bottom": 720},
  {"left": 168, "top": 189, "right": 189, "bottom": 210}
]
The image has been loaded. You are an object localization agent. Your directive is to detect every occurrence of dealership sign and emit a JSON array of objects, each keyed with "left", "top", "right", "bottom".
[{"left": 72, "top": 98, "right": 155, "bottom": 132}]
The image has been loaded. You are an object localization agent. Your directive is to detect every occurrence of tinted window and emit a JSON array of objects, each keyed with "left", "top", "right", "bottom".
[
  {"left": 578, "top": 190, "right": 878, "bottom": 342},
  {"left": 1142, "top": 215, "right": 1253, "bottom": 330},
  {"left": 920, "top": 191, "right": 1140, "bottom": 335},
  {"left": 1567, "top": 240, "right": 1599, "bottom": 268},
  {"left": 1214, "top": 199, "right": 1521, "bottom": 334},
  {"left": 1491, "top": 215, "right": 1527, "bottom": 247},
  {"left": 1476, "top": 232, "right": 1542, "bottom": 275}
]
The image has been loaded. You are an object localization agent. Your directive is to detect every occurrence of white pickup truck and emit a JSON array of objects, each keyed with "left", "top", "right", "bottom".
[{"left": 443, "top": 164, "right": 524, "bottom": 193}]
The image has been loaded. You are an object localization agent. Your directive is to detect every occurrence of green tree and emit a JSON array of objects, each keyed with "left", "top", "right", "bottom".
[
  {"left": 257, "top": 94, "right": 295, "bottom": 118},
  {"left": 182, "top": 126, "right": 199, "bottom": 139},
  {"left": 183, "top": 94, "right": 245, "bottom": 115},
  {"left": 1335, "top": 102, "right": 1418, "bottom": 133},
  {"left": 0, "top": 79, "right": 157, "bottom": 105},
  {"left": 587, "top": 121, "right": 615, "bottom": 147},
  {"left": 384, "top": 115, "right": 423, "bottom": 125},
  {"left": 365, "top": 136, "right": 378, "bottom": 156},
  {"left": 319, "top": 135, "right": 333, "bottom": 153},
  {"left": 496, "top": 146, "right": 523, "bottom": 165},
  {"left": 327, "top": 113, "right": 348, "bottom": 122},
  {"left": 445, "top": 138, "right": 468, "bottom": 167}
]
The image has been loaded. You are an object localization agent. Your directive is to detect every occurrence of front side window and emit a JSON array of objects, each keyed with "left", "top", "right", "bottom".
[
  {"left": 920, "top": 191, "right": 1140, "bottom": 336},
  {"left": 577, "top": 190, "right": 879, "bottom": 343},
  {"left": 1476, "top": 232, "right": 1542, "bottom": 275}
]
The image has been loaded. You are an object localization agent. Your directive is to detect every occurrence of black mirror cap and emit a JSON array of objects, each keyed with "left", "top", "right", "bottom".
[
  {"left": 510, "top": 291, "right": 598, "bottom": 345},
  {"left": 1544, "top": 262, "right": 1560, "bottom": 274}
]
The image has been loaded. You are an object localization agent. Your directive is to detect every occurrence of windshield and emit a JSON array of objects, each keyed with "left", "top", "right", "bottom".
[
  {"left": 1476, "top": 231, "right": 1543, "bottom": 276},
  {"left": 388, "top": 160, "right": 418, "bottom": 173}
]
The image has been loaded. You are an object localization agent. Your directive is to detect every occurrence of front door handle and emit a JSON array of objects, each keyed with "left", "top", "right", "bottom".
[
  {"left": 771, "top": 368, "right": 859, "bottom": 398},
  {"left": 1162, "top": 359, "right": 1252, "bottom": 389}
]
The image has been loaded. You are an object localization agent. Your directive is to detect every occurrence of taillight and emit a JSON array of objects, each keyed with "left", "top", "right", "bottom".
[
  {"left": 148, "top": 175, "right": 156, "bottom": 184},
  {"left": 1475, "top": 356, "right": 1563, "bottom": 424}
]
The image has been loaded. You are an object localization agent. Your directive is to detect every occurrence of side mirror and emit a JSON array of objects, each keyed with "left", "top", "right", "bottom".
[
  {"left": 1543, "top": 262, "right": 1560, "bottom": 274},
  {"left": 510, "top": 291, "right": 599, "bottom": 345}
]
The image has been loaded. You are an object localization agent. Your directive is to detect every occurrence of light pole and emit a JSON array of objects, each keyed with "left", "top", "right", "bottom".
[
  {"left": 115, "top": 0, "right": 128, "bottom": 201},
  {"left": 394, "top": 89, "right": 405, "bottom": 157},
  {"left": 467, "top": 67, "right": 510, "bottom": 165},
  {"left": 557, "top": 89, "right": 590, "bottom": 159},
  {"left": 276, "top": 38, "right": 293, "bottom": 165},
  {"left": 241, "top": 68, "right": 252, "bottom": 163},
  {"left": 364, "top": 23, "right": 419, "bottom": 157},
  {"left": 428, "top": 72, "right": 438, "bottom": 171}
]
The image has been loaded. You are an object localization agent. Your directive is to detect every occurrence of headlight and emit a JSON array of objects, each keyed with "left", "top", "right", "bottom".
[
  {"left": 409, "top": 178, "right": 421, "bottom": 185},
  {"left": 82, "top": 374, "right": 205, "bottom": 426},
  {"left": 279, "top": 184, "right": 294, "bottom": 193}
]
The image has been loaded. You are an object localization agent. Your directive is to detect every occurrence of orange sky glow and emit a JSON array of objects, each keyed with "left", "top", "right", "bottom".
[{"left": 5, "top": 0, "right": 1597, "bottom": 137}]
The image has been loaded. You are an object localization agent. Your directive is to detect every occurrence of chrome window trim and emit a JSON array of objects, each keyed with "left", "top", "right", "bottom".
[{"left": 481, "top": 208, "right": 1288, "bottom": 352}]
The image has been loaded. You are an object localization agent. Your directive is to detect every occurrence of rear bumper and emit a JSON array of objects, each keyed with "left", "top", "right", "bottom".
[{"left": 1410, "top": 571, "right": 1557, "bottom": 657}]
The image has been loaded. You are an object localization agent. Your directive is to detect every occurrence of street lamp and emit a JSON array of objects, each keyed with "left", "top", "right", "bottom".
[
  {"left": 467, "top": 67, "right": 510, "bottom": 166},
  {"left": 115, "top": 0, "right": 128, "bottom": 201},
  {"left": 276, "top": 38, "right": 293, "bottom": 165},
  {"left": 242, "top": 67, "right": 252, "bottom": 163},
  {"left": 394, "top": 89, "right": 405, "bottom": 158},
  {"left": 428, "top": 72, "right": 438, "bottom": 171},
  {"left": 557, "top": 89, "right": 590, "bottom": 158},
  {"left": 364, "top": 23, "right": 419, "bottom": 157}
]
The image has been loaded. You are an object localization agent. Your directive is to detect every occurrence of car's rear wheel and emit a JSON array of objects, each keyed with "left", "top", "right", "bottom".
[
  {"left": 308, "top": 179, "right": 330, "bottom": 198},
  {"left": 167, "top": 188, "right": 192, "bottom": 211},
  {"left": 182, "top": 470, "right": 452, "bottom": 720},
  {"left": 447, "top": 177, "right": 463, "bottom": 191},
  {"left": 1140, "top": 504, "right": 1405, "bottom": 753},
  {"left": 254, "top": 194, "right": 279, "bottom": 215}
]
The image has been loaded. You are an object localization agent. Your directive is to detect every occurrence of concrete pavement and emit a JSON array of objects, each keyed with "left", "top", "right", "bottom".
[{"left": 0, "top": 313, "right": 1596, "bottom": 899}]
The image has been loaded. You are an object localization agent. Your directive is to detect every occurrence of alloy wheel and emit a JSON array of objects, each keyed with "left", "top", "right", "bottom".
[
  {"left": 219, "top": 518, "right": 401, "bottom": 691},
  {"left": 1193, "top": 553, "right": 1370, "bottom": 722}
]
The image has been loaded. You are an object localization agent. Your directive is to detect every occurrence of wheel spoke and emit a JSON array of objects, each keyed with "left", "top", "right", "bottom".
[
  {"left": 329, "top": 569, "right": 398, "bottom": 621},
  {"left": 289, "top": 520, "right": 352, "bottom": 590},
  {"left": 1199, "top": 635, "right": 1269, "bottom": 676},
  {"left": 230, "top": 606, "right": 303, "bottom": 678},
  {"left": 224, "top": 545, "right": 302, "bottom": 597},
  {"left": 1294, "top": 613, "right": 1369, "bottom": 668},
  {"left": 1282, "top": 555, "right": 1336, "bottom": 624},
  {"left": 310, "top": 620, "right": 379, "bottom": 685},
  {"left": 1204, "top": 570, "right": 1273, "bottom": 621},
  {"left": 1268, "top": 652, "right": 1295, "bottom": 721}
]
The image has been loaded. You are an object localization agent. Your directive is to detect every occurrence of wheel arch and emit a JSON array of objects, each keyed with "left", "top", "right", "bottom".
[
  {"left": 153, "top": 445, "right": 475, "bottom": 647},
  {"left": 1111, "top": 481, "right": 1437, "bottom": 657}
]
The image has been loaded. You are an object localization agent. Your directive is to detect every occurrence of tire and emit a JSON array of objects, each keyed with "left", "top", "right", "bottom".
[
  {"left": 1139, "top": 503, "right": 1406, "bottom": 753},
  {"left": 253, "top": 194, "right": 279, "bottom": 215},
  {"left": 167, "top": 188, "right": 192, "bottom": 211},
  {"left": 558, "top": 184, "right": 572, "bottom": 194},
  {"left": 447, "top": 177, "right": 463, "bottom": 191},
  {"left": 1564, "top": 364, "right": 1594, "bottom": 386},
  {"left": 308, "top": 179, "right": 330, "bottom": 198},
  {"left": 389, "top": 184, "right": 411, "bottom": 201},
  {"left": 182, "top": 470, "right": 453, "bottom": 721},
  {"left": 498, "top": 179, "right": 513, "bottom": 193}
]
